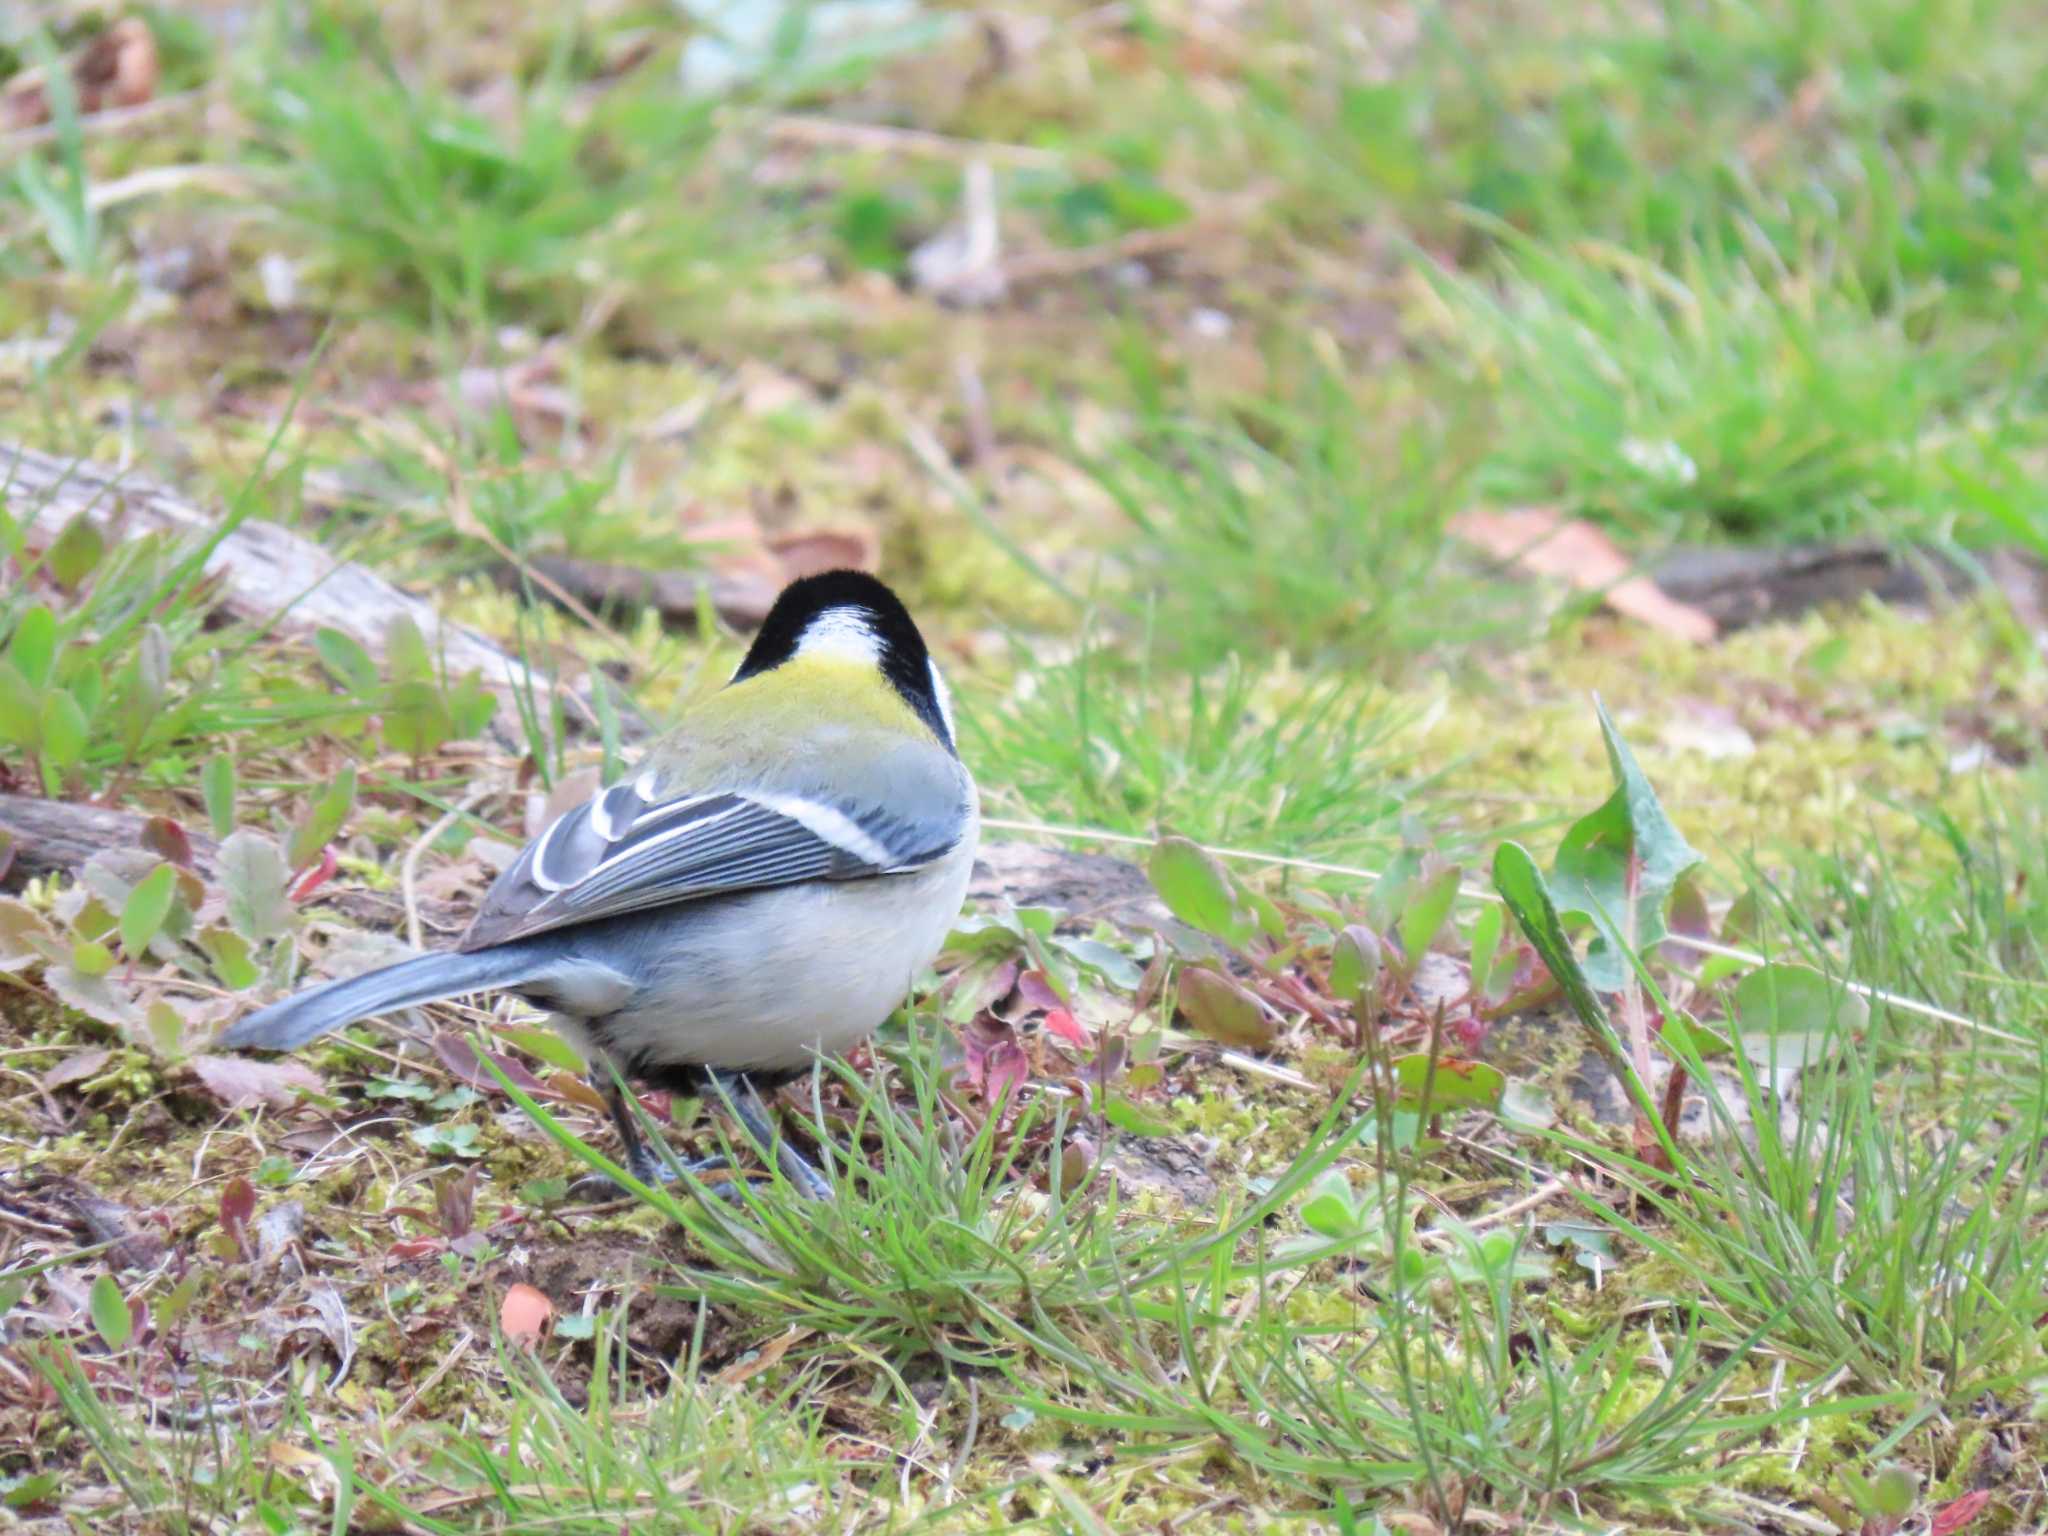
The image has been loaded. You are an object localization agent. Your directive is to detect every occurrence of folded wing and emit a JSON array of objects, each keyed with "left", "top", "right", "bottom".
[{"left": 461, "top": 771, "right": 968, "bottom": 951}]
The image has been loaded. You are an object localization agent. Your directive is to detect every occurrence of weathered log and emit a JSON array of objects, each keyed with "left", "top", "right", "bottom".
[{"left": 2, "top": 443, "right": 556, "bottom": 729}]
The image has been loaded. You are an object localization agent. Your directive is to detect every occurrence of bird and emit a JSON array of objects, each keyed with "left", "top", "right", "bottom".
[{"left": 219, "top": 570, "right": 979, "bottom": 1199}]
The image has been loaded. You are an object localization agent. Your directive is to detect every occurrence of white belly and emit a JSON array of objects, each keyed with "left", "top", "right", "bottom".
[{"left": 563, "top": 833, "right": 976, "bottom": 1075}]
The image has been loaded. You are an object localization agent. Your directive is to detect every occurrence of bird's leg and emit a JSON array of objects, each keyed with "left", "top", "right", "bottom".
[
  {"left": 570, "top": 1067, "right": 731, "bottom": 1197},
  {"left": 706, "top": 1070, "right": 835, "bottom": 1201}
]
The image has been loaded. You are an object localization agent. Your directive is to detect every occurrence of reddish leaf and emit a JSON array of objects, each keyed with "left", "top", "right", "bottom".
[
  {"left": 388, "top": 1237, "right": 444, "bottom": 1261},
  {"left": 959, "top": 1016, "right": 1029, "bottom": 1105},
  {"left": 433, "top": 1032, "right": 547, "bottom": 1096},
  {"left": 435, "top": 1167, "right": 478, "bottom": 1241},
  {"left": 141, "top": 817, "right": 196, "bottom": 869},
  {"left": 287, "top": 847, "right": 339, "bottom": 904},
  {"left": 189, "top": 1054, "right": 323, "bottom": 1109},
  {"left": 500, "top": 1283, "right": 553, "bottom": 1345},
  {"left": 219, "top": 1176, "right": 256, "bottom": 1262},
  {"left": 1043, "top": 1008, "right": 1092, "bottom": 1049},
  {"left": 1930, "top": 1492, "right": 1992, "bottom": 1535},
  {"left": 1016, "top": 970, "right": 1064, "bottom": 1013}
]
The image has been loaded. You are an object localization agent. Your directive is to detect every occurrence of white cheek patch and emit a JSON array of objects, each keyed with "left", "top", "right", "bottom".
[
  {"left": 927, "top": 657, "right": 957, "bottom": 744},
  {"left": 794, "top": 607, "right": 884, "bottom": 666}
]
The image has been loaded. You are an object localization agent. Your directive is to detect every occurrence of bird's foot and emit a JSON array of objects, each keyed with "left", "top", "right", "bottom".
[{"left": 568, "top": 1152, "right": 739, "bottom": 1202}]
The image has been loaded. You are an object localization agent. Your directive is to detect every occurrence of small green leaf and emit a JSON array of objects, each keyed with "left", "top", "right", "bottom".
[
  {"left": 38, "top": 688, "right": 89, "bottom": 768},
  {"left": 382, "top": 679, "right": 453, "bottom": 759},
  {"left": 1388, "top": 1051, "right": 1506, "bottom": 1113},
  {"left": 313, "top": 627, "right": 379, "bottom": 694},
  {"left": 47, "top": 512, "right": 106, "bottom": 588},
  {"left": 1148, "top": 836, "right": 1252, "bottom": 947},
  {"left": 7, "top": 604, "right": 58, "bottom": 687},
  {"left": 70, "top": 937, "right": 116, "bottom": 978},
  {"left": 0, "top": 660, "right": 39, "bottom": 748},
  {"left": 119, "top": 863, "right": 177, "bottom": 957},
  {"left": 288, "top": 764, "right": 356, "bottom": 871},
  {"left": 1175, "top": 966, "right": 1273, "bottom": 1049},
  {"left": 218, "top": 830, "right": 292, "bottom": 944},
  {"left": 198, "top": 926, "right": 260, "bottom": 990},
  {"left": 3, "top": 1471, "right": 58, "bottom": 1509},
  {"left": 495, "top": 1025, "right": 587, "bottom": 1074},
  {"left": 201, "top": 755, "right": 237, "bottom": 839},
  {"left": 1298, "top": 1169, "right": 1363, "bottom": 1239},
  {"left": 1727, "top": 963, "right": 1867, "bottom": 1070},
  {"left": 89, "top": 1272, "right": 132, "bottom": 1349},
  {"left": 385, "top": 614, "right": 433, "bottom": 684},
  {"left": 1102, "top": 1092, "right": 1174, "bottom": 1137},
  {"left": 554, "top": 1313, "right": 596, "bottom": 1340},
  {"left": 1397, "top": 865, "right": 1461, "bottom": 972},
  {"left": 1328, "top": 925, "right": 1382, "bottom": 1006},
  {"left": 1467, "top": 904, "right": 1504, "bottom": 998}
]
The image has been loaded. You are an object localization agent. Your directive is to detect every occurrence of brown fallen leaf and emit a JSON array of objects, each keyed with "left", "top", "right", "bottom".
[
  {"left": 1451, "top": 508, "right": 1718, "bottom": 644},
  {"left": 1176, "top": 967, "right": 1276, "bottom": 1050},
  {"left": 43, "top": 1049, "right": 114, "bottom": 1091},
  {"left": 1, "top": 19, "right": 158, "bottom": 132},
  {"left": 188, "top": 1054, "right": 324, "bottom": 1110},
  {"left": 500, "top": 1282, "right": 554, "bottom": 1346},
  {"left": 713, "top": 1325, "right": 812, "bottom": 1386}
]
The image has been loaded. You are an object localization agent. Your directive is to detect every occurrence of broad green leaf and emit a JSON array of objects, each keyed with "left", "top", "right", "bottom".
[
  {"left": 1397, "top": 865, "right": 1461, "bottom": 971},
  {"left": 1549, "top": 698, "right": 1702, "bottom": 991},
  {"left": 1493, "top": 841, "right": 1615, "bottom": 1049},
  {"left": 7, "top": 604, "right": 57, "bottom": 687},
  {"left": 1175, "top": 966, "right": 1273, "bottom": 1049},
  {"left": 1388, "top": 1051, "right": 1505, "bottom": 1112},
  {"left": 89, "top": 1272, "right": 131, "bottom": 1349},
  {"left": 119, "top": 863, "right": 177, "bottom": 957},
  {"left": 1148, "top": 836, "right": 1252, "bottom": 948},
  {"left": 1727, "top": 962, "right": 1866, "bottom": 1070},
  {"left": 201, "top": 754, "right": 237, "bottom": 839},
  {"left": 288, "top": 764, "right": 357, "bottom": 870},
  {"left": 47, "top": 512, "right": 106, "bottom": 588},
  {"left": 38, "top": 688, "right": 89, "bottom": 768},
  {"left": 313, "top": 627, "right": 379, "bottom": 694},
  {"left": 219, "top": 830, "right": 292, "bottom": 944},
  {"left": 1328, "top": 925, "right": 1382, "bottom": 1006}
]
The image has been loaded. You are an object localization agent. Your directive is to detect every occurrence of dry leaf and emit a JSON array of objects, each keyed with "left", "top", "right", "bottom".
[
  {"left": 713, "top": 1325, "right": 812, "bottom": 1386},
  {"left": 1, "top": 19, "right": 158, "bottom": 131},
  {"left": 500, "top": 1283, "right": 554, "bottom": 1345},
  {"left": 43, "top": 1048, "right": 113, "bottom": 1090},
  {"left": 1451, "top": 508, "right": 1718, "bottom": 643},
  {"left": 188, "top": 1054, "right": 323, "bottom": 1109}
]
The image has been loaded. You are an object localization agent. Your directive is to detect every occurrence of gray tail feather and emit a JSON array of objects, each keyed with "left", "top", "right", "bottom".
[{"left": 218, "top": 946, "right": 547, "bottom": 1053}]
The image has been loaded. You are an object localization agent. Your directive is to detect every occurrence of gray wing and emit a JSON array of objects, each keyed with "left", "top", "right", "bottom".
[{"left": 460, "top": 769, "right": 969, "bottom": 951}]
